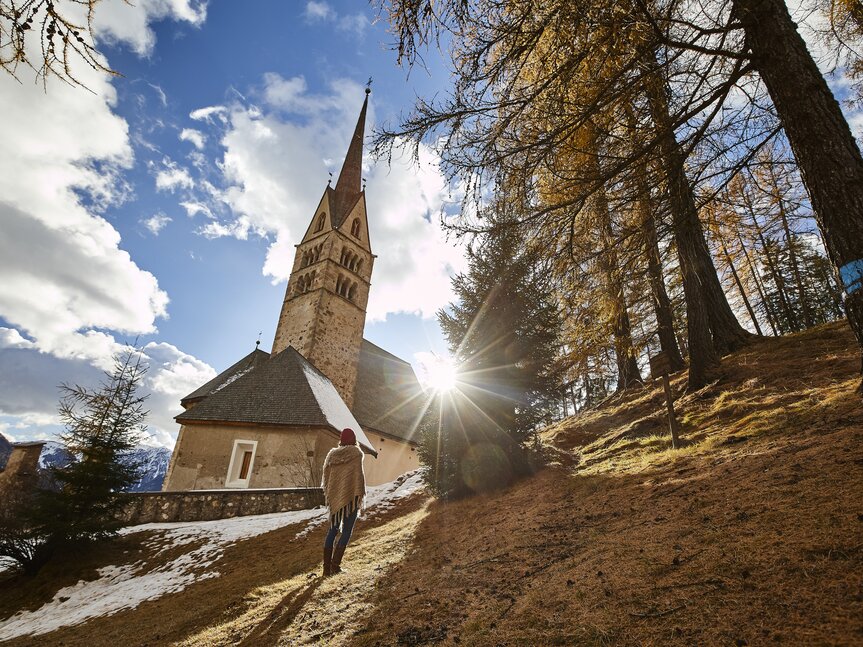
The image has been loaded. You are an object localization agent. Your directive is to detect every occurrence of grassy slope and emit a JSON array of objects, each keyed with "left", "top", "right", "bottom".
[
  {"left": 354, "top": 322, "right": 863, "bottom": 646},
  {"left": 1, "top": 322, "right": 861, "bottom": 646}
]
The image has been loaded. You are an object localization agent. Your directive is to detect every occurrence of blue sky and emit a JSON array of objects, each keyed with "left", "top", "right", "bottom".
[{"left": 0, "top": 0, "right": 464, "bottom": 447}]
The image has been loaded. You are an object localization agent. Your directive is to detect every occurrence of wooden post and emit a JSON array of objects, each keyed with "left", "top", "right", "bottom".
[{"left": 650, "top": 352, "right": 681, "bottom": 449}]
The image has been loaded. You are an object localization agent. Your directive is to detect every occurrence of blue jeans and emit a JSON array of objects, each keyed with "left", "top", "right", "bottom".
[{"left": 324, "top": 509, "right": 358, "bottom": 549}]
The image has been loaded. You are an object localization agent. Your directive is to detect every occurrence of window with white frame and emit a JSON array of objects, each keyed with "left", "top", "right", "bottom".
[{"left": 226, "top": 439, "right": 258, "bottom": 488}]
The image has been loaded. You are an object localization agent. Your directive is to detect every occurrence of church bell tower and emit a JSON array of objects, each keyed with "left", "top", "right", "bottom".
[{"left": 271, "top": 89, "right": 375, "bottom": 407}]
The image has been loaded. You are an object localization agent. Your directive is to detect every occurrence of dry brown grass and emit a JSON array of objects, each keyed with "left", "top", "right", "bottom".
[
  {"left": 351, "top": 322, "right": 863, "bottom": 646},
  {"left": 1, "top": 322, "right": 861, "bottom": 646}
]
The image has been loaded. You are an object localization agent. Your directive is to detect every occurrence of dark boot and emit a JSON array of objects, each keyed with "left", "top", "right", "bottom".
[
  {"left": 323, "top": 545, "right": 333, "bottom": 577},
  {"left": 331, "top": 544, "right": 346, "bottom": 574}
]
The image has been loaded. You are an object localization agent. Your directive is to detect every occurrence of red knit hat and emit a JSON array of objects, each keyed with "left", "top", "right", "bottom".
[{"left": 340, "top": 428, "right": 356, "bottom": 445}]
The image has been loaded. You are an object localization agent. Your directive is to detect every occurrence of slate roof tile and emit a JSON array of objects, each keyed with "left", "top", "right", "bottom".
[{"left": 176, "top": 346, "right": 376, "bottom": 456}]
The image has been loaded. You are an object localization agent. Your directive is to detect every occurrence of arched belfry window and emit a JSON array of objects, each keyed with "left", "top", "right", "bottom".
[
  {"left": 315, "top": 213, "right": 326, "bottom": 233},
  {"left": 348, "top": 282, "right": 357, "bottom": 301},
  {"left": 350, "top": 218, "right": 361, "bottom": 238}
]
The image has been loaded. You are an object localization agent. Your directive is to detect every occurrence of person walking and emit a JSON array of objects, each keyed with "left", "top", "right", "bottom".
[{"left": 321, "top": 427, "right": 366, "bottom": 576}]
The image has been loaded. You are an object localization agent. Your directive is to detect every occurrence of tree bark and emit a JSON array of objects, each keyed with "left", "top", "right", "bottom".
[
  {"left": 636, "top": 164, "right": 686, "bottom": 371},
  {"left": 735, "top": 0, "right": 863, "bottom": 377},
  {"left": 643, "top": 69, "right": 720, "bottom": 388},
  {"left": 597, "top": 195, "right": 643, "bottom": 391},
  {"left": 587, "top": 125, "right": 643, "bottom": 391},
  {"left": 643, "top": 58, "right": 752, "bottom": 359}
]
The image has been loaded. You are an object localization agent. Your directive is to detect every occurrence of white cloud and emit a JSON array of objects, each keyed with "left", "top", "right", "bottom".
[
  {"left": 0, "top": 327, "right": 36, "bottom": 349},
  {"left": 148, "top": 83, "right": 168, "bottom": 107},
  {"left": 93, "top": 0, "right": 208, "bottom": 57},
  {"left": 189, "top": 75, "right": 467, "bottom": 322},
  {"left": 0, "top": 330, "right": 215, "bottom": 448},
  {"left": 0, "top": 68, "right": 169, "bottom": 361},
  {"left": 304, "top": 1, "right": 336, "bottom": 21},
  {"left": 263, "top": 74, "right": 312, "bottom": 111},
  {"left": 302, "top": 1, "right": 367, "bottom": 36},
  {"left": 154, "top": 158, "right": 195, "bottom": 192},
  {"left": 180, "top": 200, "right": 214, "bottom": 219},
  {"left": 0, "top": 0, "right": 213, "bottom": 449},
  {"left": 338, "top": 13, "right": 369, "bottom": 36},
  {"left": 142, "top": 212, "right": 172, "bottom": 235},
  {"left": 189, "top": 105, "right": 228, "bottom": 123},
  {"left": 140, "top": 341, "right": 216, "bottom": 443},
  {"left": 179, "top": 128, "right": 206, "bottom": 149}
]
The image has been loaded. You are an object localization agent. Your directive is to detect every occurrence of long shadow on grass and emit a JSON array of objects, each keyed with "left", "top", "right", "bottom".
[{"left": 238, "top": 578, "right": 322, "bottom": 646}]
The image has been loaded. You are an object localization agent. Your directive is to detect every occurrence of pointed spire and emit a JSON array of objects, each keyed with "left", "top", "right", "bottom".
[{"left": 331, "top": 88, "right": 369, "bottom": 227}]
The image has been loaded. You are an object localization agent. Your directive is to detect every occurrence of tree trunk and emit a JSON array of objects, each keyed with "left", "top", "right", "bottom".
[
  {"left": 598, "top": 196, "right": 643, "bottom": 391},
  {"left": 643, "top": 69, "right": 720, "bottom": 388},
  {"left": 736, "top": 229, "right": 780, "bottom": 335},
  {"left": 772, "top": 178, "right": 816, "bottom": 328},
  {"left": 743, "top": 196, "right": 800, "bottom": 332},
  {"left": 735, "top": 0, "right": 863, "bottom": 377},
  {"left": 643, "top": 58, "right": 752, "bottom": 358},
  {"left": 587, "top": 125, "right": 643, "bottom": 391},
  {"left": 720, "top": 239, "right": 763, "bottom": 335},
  {"left": 636, "top": 164, "right": 686, "bottom": 371}
]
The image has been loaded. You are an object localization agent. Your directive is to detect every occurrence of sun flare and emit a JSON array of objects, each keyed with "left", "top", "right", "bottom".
[{"left": 424, "top": 357, "right": 458, "bottom": 392}]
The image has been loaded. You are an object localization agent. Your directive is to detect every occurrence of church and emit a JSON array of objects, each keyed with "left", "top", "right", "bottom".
[{"left": 162, "top": 90, "right": 427, "bottom": 490}]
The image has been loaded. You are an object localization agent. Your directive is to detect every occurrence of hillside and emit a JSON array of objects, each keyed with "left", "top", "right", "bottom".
[{"left": 1, "top": 322, "right": 861, "bottom": 645}]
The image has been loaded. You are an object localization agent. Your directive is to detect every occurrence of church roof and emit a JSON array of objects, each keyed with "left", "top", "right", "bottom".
[
  {"left": 352, "top": 340, "right": 429, "bottom": 445},
  {"left": 330, "top": 90, "right": 368, "bottom": 228},
  {"left": 176, "top": 346, "right": 377, "bottom": 457},
  {"left": 181, "top": 348, "right": 270, "bottom": 407}
]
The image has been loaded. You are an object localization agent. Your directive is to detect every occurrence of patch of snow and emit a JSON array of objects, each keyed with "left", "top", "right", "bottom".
[
  {"left": 0, "top": 469, "right": 425, "bottom": 640},
  {"left": 212, "top": 366, "right": 255, "bottom": 393},
  {"left": 300, "top": 362, "right": 376, "bottom": 455}
]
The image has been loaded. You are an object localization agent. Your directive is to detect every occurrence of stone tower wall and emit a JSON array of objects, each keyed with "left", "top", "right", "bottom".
[
  {"left": 272, "top": 201, "right": 373, "bottom": 407},
  {"left": 306, "top": 290, "right": 367, "bottom": 406}
]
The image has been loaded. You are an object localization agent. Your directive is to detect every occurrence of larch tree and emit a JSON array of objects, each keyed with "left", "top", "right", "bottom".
[
  {"left": 0, "top": 0, "right": 114, "bottom": 87},
  {"left": 379, "top": 0, "right": 863, "bottom": 388}
]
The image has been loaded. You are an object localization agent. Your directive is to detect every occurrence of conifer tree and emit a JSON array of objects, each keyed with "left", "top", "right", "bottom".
[
  {"left": 423, "top": 228, "right": 563, "bottom": 498},
  {"left": 29, "top": 348, "right": 148, "bottom": 548}
]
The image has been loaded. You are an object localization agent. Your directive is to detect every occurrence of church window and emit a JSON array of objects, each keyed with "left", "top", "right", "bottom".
[
  {"left": 314, "top": 244, "right": 323, "bottom": 262},
  {"left": 226, "top": 439, "right": 258, "bottom": 488},
  {"left": 348, "top": 282, "right": 357, "bottom": 301},
  {"left": 350, "top": 218, "right": 361, "bottom": 237},
  {"left": 356, "top": 259, "right": 363, "bottom": 273},
  {"left": 315, "top": 213, "right": 326, "bottom": 232}
]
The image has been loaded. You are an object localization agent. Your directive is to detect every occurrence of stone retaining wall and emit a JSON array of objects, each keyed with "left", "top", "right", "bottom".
[{"left": 117, "top": 487, "right": 325, "bottom": 525}]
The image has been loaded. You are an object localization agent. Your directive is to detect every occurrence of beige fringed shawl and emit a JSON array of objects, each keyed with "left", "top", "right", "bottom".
[{"left": 321, "top": 444, "right": 366, "bottom": 528}]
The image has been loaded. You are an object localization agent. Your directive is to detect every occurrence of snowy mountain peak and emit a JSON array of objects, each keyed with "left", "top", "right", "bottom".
[{"left": 36, "top": 441, "right": 171, "bottom": 492}]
